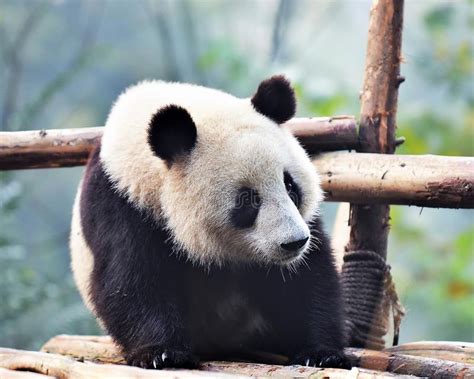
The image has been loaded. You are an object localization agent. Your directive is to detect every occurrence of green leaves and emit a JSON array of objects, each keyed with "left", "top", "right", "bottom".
[{"left": 424, "top": 5, "right": 454, "bottom": 34}]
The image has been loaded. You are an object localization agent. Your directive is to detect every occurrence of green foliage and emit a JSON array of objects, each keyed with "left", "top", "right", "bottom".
[
  {"left": 422, "top": 7, "right": 473, "bottom": 101},
  {"left": 391, "top": 206, "right": 474, "bottom": 340},
  {"left": 424, "top": 6, "right": 454, "bottom": 33},
  {"left": 0, "top": 171, "right": 100, "bottom": 349},
  {"left": 391, "top": 0, "right": 474, "bottom": 343},
  {"left": 198, "top": 41, "right": 247, "bottom": 80},
  {"left": 293, "top": 82, "right": 351, "bottom": 116},
  {"left": 11, "top": 47, "right": 109, "bottom": 131},
  {"left": 397, "top": 112, "right": 474, "bottom": 156}
]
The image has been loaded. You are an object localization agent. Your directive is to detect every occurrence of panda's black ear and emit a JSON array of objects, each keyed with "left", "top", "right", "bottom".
[
  {"left": 251, "top": 75, "right": 296, "bottom": 124},
  {"left": 148, "top": 105, "right": 197, "bottom": 163}
]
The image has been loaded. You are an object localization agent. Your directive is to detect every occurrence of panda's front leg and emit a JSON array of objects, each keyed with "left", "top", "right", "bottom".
[
  {"left": 280, "top": 234, "right": 352, "bottom": 369},
  {"left": 283, "top": 279, "right": 352, "bottom": 369},
  {"left": 102, "top": 293, "right": 199, "bottom": 369},
  {"left": 285, "top": 294, "right": 352, "bottom": 370},
  {"left": 122, "top": 309, "right": 200, "bottom": 370},
  {"left": 92, "top": 268, "right": 199, "bottom": 369}
]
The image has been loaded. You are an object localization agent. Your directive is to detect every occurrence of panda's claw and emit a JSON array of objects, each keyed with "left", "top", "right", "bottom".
[
  {"left": 126, "top": 346, "right": 199, "bottom": 370},
  {"left": 288, "top": 349, "right": 352, "bottom": 370}
]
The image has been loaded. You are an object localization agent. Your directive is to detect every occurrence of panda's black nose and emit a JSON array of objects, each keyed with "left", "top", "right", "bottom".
[{"left": 280, "top": 237, "right": 309, "bottom": 252}]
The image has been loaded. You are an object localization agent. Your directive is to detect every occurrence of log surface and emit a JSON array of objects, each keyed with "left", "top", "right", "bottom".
[
  {"left": 0, "top": 116, "right": 358, "bottom": 170},
  {"left": 314, "top": 152, "right": 474, "bottom": 208},
  {"left": 386, "top": 341, "right": 474, "bottom": 364},
  {"left": 36, "top": 334, "right": 474, "bottom": 378},
  {"left": 0, "top": 344, "right": 405, "bottom": 379},
  {"left": 0, "top": 367, "right": 55, "bottom": 379},
  {"left": 0, "top": 127, "right": 103, "bottom": 170},
  {"left": 0, "top": 348, "right": 244, "bottom": 379}
]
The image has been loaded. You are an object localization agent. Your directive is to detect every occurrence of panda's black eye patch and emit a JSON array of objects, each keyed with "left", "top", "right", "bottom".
[
  {"left": 230, "top": 187, "right": 261, "bottom": 229},
  {"left": 284, "top": 171, "right": 302, "bottom": 208}
]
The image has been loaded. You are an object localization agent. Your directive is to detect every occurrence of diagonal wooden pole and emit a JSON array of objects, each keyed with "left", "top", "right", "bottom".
[{"left": 342, "top": 0, "right": 405, "bottom": 350}]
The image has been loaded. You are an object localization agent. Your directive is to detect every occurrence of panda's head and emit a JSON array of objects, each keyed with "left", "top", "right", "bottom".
[{"left": 101, "top": 76, "right": 323, "bottom": 268}]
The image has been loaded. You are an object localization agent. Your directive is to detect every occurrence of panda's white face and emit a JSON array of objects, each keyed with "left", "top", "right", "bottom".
[
  {"left": 158, "top": 108, "right": 322, "bottom": 268},
  {"left": 101, "top": 77, "right": 323, "bottom": 268}
]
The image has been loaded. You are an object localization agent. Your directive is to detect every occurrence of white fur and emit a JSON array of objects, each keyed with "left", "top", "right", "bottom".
[
  {"left": 97, "top": 80, "right": 323, "bottom": 267},
  {"left": 70, "top": 183, "right": 97, "bottom": 315}
]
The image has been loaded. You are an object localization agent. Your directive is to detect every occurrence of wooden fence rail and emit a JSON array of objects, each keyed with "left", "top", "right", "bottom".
[
  {"left": 0, "top": 117, "right": 358, "bottom": 170},
  {"left": 1, "top": 120, "right": 473, "bottom": 209},
  {"left": 314, "top": 152, "right": 474, "bottom": 209}
]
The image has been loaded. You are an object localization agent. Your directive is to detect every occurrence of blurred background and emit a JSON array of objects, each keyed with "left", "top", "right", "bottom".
[{"left": 0, "top": 0, "right": 472, "bottom": 350}]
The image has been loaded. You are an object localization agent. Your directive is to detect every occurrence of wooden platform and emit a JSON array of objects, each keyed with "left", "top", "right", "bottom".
[{"left": 0, "top": 336, "right": 473, "bottom": 378}]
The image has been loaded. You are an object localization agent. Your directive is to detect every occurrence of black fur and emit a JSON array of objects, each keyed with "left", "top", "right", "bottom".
[
  {"left": 230, "top": 187, "right": 261, "bottom": 229},
  {"left": 148, "top": 105, "right": 197, "bottom": 163},
  {"left": 284, "top": 171, "right": 302, "bottom": 208},
  {"left": 251, "top": 75, "right": 296, "bottom": 124},
  {"left": 80, "top": 146, "right": 350, "bottom": 370}
]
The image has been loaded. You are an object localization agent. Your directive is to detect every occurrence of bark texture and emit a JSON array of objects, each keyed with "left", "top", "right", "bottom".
[
  {"left": 343, "top": 0, "right": 405, "bottom": 350},
  {"left": 314, "top": 152, "right": 474, "bottom": 208}
]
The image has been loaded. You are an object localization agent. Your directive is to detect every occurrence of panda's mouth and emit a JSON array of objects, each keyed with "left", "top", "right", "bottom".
[{"left": 273, "top": 247, "right": 307, "bottom": 266}]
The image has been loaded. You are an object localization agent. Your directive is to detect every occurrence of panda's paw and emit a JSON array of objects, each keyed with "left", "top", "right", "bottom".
[
  {"left": 288, "top": 349, "right": 352, "bottom": 369},
  {"left": 126, "top": 346, "right": 200, "bottom": 369}
]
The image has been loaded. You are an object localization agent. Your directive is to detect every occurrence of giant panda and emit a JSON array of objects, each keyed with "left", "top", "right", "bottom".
[{"left": 70, "top": 76, "right": 350, "bottom": 370}]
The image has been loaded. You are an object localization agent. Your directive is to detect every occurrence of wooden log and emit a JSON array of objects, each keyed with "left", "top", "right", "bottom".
[
  {"left": 42, "top": 335, "right": 124, "bottom": 364},
  {"left": 343, "top": 0, "right": 405, "bottom": 350},
  {"left": 314, "top": 152, "right": 474, "bottom": 209},
  {"left": 0, "top": 367, "right": 55, "bottom": 379},
  {"left": 40, "top": 335, "right": 474, "bottom": 378},
  {"left": 284, "top": 116, "right": 359, "bottom": 152},
  {"left": 348, "top": 348, "right": 474, "bottom": 378},
  {"left": 0, "top": 348, "right": 243, "bottom": 379},
  {"left": 0, "top": 116, "right": 358, "bottom": 170},
  {"left": 385, "top": 341, "right": 474, "bottom": 364},
  {"left": 203, "top": 360, "right": 403, "bottom": 378},
  {"left": 1, "top": 128, "right": 472, "bottom": 209},
  {"left": 0, "top": 127, "right": 102, "bottom": 170},
  {"left": 1, "top": 345, "right": 405, "bottom": 379}
]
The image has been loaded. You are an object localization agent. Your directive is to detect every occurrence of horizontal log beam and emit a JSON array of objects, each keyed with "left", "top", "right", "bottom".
[
  {"left": 284, "top": 116, "right": 359, "bottom": 152},
  {"left": 38, "top": 335, "right": 474, "bottom": 378},
  {"left": 1, "top": 345, "right": 401, "bottom": 379},
  {"left": 314, "top": 152, "right": 474, "bottom": 209},
  {"left": 0, "top": 127, "right": 103, "bottom": 170},
  {"left": 385, "top": 341, "right": 474, "bottom": 364},
  {"left": 0, "top": 367, "right": 56, "bottom": 379},
  {"left": 1, "top": 125, "right": 472, "bottom": 209},
  {"left": 0, "top": 116, "right": 358, "bottom": 170}
]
